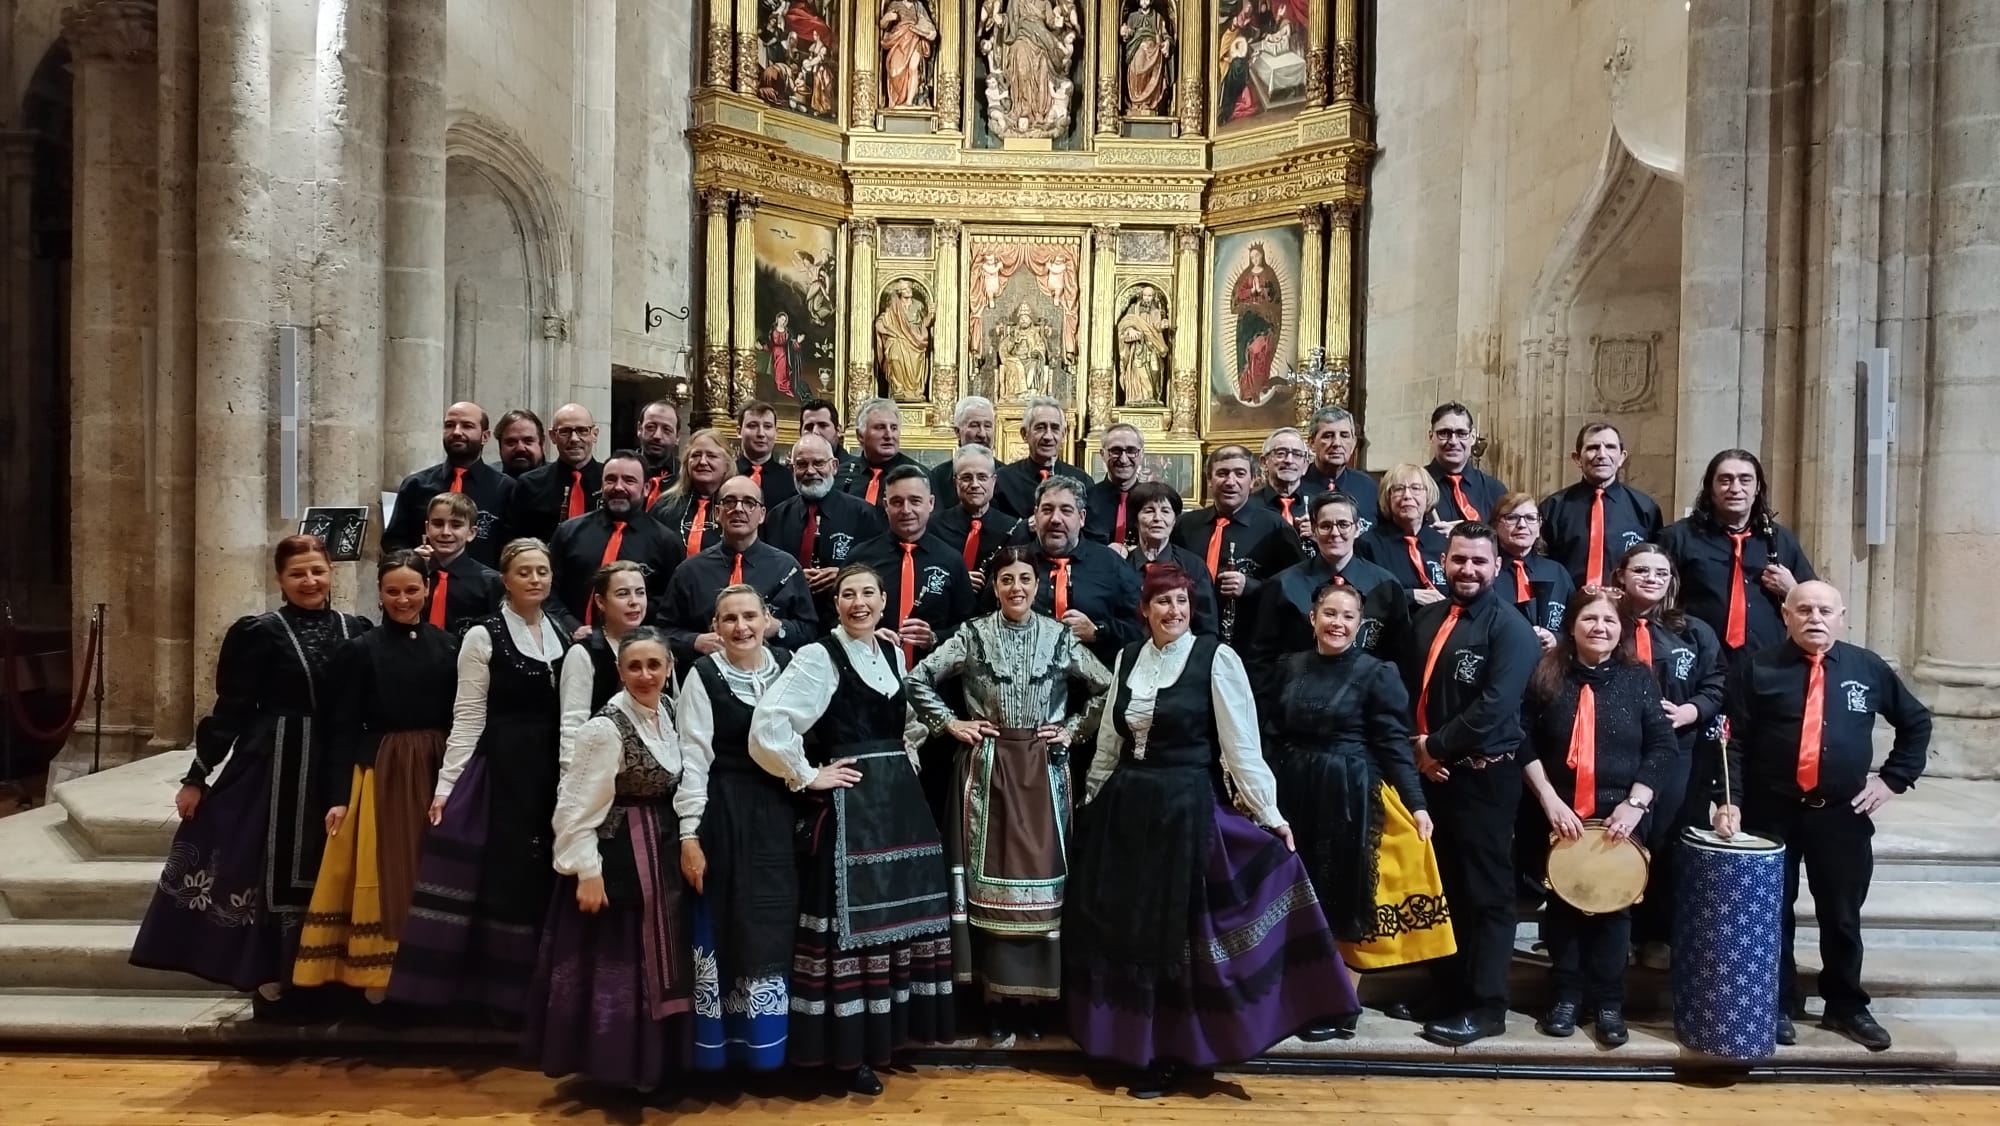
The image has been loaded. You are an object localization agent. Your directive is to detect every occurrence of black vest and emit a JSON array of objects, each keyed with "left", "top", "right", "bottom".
[
  {"left": 1111, "top": 635, "right": 1222, "bottom": 778},
  {"left": 693, "top": 650, "right": 794, "bottom": 776},
  {"left": 808, "top": 636, "right": 907, "bottom": 762}
]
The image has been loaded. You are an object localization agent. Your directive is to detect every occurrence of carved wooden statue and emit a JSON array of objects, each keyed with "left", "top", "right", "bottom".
[
  {"left": 874, "top": 279, "right": 936, "bottom": 402},
  {"left": 1115, "top": 284, "right": 1171, "bottom": 405},
  {"left": 1119, "top": 0, "right": 1174, "bottom": 117},
  {"left": 978, "top": 0, "right": 1081, "bottom": 139},
  {"left": 880, "top": 0, "right": 939, "bottom": 109}
]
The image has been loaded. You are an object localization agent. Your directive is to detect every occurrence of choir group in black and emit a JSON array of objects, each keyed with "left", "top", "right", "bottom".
[{"left": 129, "top": 393, "right": 1934, "bottom": 1101}]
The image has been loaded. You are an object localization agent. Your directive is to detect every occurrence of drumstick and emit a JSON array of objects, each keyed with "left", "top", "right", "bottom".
[{"left": 1719, "top": 718, "right": 1733, "bottom": 810}]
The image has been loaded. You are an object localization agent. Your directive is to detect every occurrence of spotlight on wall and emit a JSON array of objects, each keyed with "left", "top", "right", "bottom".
[{"left": 645, "top": 302, "right": 690, "bottom": 332}]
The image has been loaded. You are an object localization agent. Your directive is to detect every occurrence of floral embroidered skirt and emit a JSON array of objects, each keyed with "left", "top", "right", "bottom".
[{"left": 691, "top": 896, "right": 789, "bottom": 1071}]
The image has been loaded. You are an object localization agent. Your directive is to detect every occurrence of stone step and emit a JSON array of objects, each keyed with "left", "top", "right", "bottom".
[
  {"left": 0, "top": 989, "right": 511, "bottom": 1049},
  {"left": 0, "top": 923, "right": 194, "bottom": 992},
  {"left": 53, "top": 751, "right": 186, "bottom": 859},
  {"left": 1796, "top": 882, "right": 2000, "bottom": 948},
  {"left": 0, "top": 805, "right": 163, "bottom": 921}
]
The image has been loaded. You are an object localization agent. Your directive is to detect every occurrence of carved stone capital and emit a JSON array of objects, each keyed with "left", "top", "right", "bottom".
[
  {"left": 935, "top": 220, "right": 962, "bottom": 246},
  {"left": 1096, "top": 77, "right": 1119, "bottom": 133},
  {"left": 937, "top": 72, "right": 962, "bottom": 131},
  {"left": 1091, "top": 222, "right": 1120, "bottom": 243},
  {"left": 541, "top": 312, "right": 570, "bottom": 342},
  {"left": 61, "top": 0, "right": 157, "bottom": 63},
  {"left": 733, "top": 193, "right": 761, "bottom": 222},
  {"left": 1305, "top": 49, "right": 1329, "bottom": 105},
  {"left": 1334, "top": 41, "right": 1359, "bottom": 102},
  {"left": 735, "top": 32, "right": 759, "bottom": 96},
  {"left": 1327, "top": 200, "right": 1358, "bottom": 230},
  {"left": 698, "top": 187, "right": 732, "bottom": 216},
  {"left": 852, "top": 72, "right": 878, "bottom": 127},
  {"left": 850, "top": 218, "right": 878, "bottom": 248},
  {"left": 1173, "top": 225, "right": 1205, "bottom": 255},
  {"left": 702, "top": 23, "right": 733, "bottom": 88},
  {"left": 1177, "top": 74, "right": 1203, "bottom": 136},
  {"left": 1297, "top": 204, "right": 1325, "bottom": 234}
]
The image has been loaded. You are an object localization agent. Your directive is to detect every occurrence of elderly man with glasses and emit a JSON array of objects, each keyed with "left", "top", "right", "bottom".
[
  {"left": 1082, "top": 423, "right": 1161, "bottom": 554},
  {"left": 506, "top": 403, "right": 603, "bottom": 543}
]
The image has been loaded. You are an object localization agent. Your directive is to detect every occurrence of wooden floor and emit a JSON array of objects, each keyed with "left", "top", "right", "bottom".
[{"left": 4, "top": 1054, "right": 1999, "bottom": 1125}]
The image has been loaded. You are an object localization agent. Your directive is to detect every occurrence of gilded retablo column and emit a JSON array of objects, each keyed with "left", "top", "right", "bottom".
[
  {"left": 845, "top": 219, "right": 878, "bottom": 424},
  {"left": 1169, "top": 224, "right": 1202, "bottom": 435},
  {"left": 1087, "top": 222, "right": 1118, "bottom": 431},
  {"left": 1324, "top": 201, "right": 1356, "bottom": 376},
  {"left": 729, "top": 192, "right": 760, "bottom": 413},
  {"left": 699, "top": 187, "right": 732, "bottom": 422},
  {"left": 934, "top": 220, "right": 963, "bottom": 408}
]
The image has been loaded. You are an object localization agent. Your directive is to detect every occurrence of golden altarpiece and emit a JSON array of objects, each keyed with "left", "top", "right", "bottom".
[{"left": 689, "top": 0, "right": 1370, "bottom": 498}]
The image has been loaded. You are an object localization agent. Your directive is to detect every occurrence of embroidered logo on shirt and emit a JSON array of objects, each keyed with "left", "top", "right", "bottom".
[
  {"left": 827, "top": 532, "right": 855, "bottom": 562},
  {"left": 1842, "top": 679, "right": 1871, "bottom": 714},
  {"left": 1453, "top": 650, "right": 1484, "bottom": 684},
  {"left": 1427, "top": 561, "right": 1446, "bottom": 587},
  {"left": 1360, "top": 618, "right": 1383, "bottom": 650},
  {"left": 474, "top": 510, "right": 500, "bottom": 541},
  {"left": 920, "top": 565, "right": 949, "bottom": 597},
  {"left": 1621, "top": 529, "right": 1644, "bottom": 550},
  {"left": 1672, "top": 647, "right": 1696, "bottom": 681}
]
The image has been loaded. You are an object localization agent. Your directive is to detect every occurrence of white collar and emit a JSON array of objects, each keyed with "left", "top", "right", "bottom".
[{"left": 1146, "top": 631, "right": 1195, "bottom": 658}]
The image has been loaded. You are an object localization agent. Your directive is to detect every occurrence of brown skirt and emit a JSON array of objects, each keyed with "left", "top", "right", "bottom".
[{"left": 373, "top": 729, "right": 447, "bottom": 943}]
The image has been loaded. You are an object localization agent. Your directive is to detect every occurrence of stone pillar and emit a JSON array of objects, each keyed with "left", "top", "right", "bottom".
[
  {"left": 1914, "top": 0, "right": 2000, "bottom": 777},
  {"left": 65, "top": 0, "right": 161, "bottom": 758},
  {"left": 933, "top": 220, "right": 963, "bottom": 406},
  {"left": 0, "top": 132, "right": 36, "bottom": 606},
  {"left": 1297, "top": 205, "right": 1325, "bottom": 356},
  {"left": 152, "top": 0, "right": 197, "bottom": 747},
  {"left": 194, "top": 0, "right": 274, "bottom": 701},
  {"left": 1169, "top": 224, "right": 1201, "bottom": 435},
  {"left": 698, "top": 188, "right": 732, "bottom": 424},
  {"left": 382, "top": 0, "right": 447, "bottom": 483},
  {"left": 702, "top": 0, "right": 732, "bottom": 88},
  {"left": 1324, "top": 201, "right": 1355, "bottom": 376},
  {"left": 729, "top": 193, "right": 760, "bottom": 411},
  {"left": 1087, "top": 222, "right": 1117, "bottom": 431},
  {"left": 572, "top": 0, "right": 616, "bottom": 430},
  {"left": 1095, "top": 0, "right": 1119, "bottom": 135},
  {"left": 1332, "top": 0, "right": 1359, "bottom": 104},
  {"left": 846, "top": 218, "right": 878, "bottom": 423},
  {"left": 1176, "top": 0, "right": 1204, "bottom": 136},
  {"left": 734, "top": 0, "right": 759, "bottom": 97},
  {"left": 450, "top": 278, "right": 477, "bottom": 402},
  {"left": 850, "top": 0, "right": 877, "bottom": 130}
]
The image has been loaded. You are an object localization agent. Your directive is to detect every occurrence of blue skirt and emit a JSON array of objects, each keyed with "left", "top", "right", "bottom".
[{"left": 690, "top": 896, "right": 788, "bottom": 1071}]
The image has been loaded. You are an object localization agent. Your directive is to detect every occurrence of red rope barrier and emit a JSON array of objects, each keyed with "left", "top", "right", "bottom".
[{"left": 0, "top": 614, "right": 102, "bottom": 744}]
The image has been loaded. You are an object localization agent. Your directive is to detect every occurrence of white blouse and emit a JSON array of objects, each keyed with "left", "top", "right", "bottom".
[
  {"left": 676, "top": 648, "right": 786, "bottom": 839},
  {"left": 748, "top": 630, "right": 909, "bottom": 793},
  {"left": 551, "top": 690, "right": 687, "bottom": 878},
  {"left": 1085, "top": 633, "right": 1285, "bottom": 828},
  {"left": 559, "top": 635, "right": 682, "bottom": 774},
  {"left": 435, "top": 604, "right": 567, "bottom": 799}
]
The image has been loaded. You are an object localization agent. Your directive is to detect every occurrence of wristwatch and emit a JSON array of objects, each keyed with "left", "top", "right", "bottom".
[{"left": 1623, "top": 796, "right": 1651, "bottom": 812}]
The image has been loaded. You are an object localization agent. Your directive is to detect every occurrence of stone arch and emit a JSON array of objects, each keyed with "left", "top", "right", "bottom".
[
  {"left": 1512, "top": 129, "right": 1684, "bottom": 504},
  {"left": 443, "top": 113, "right": 571, "bottom": 418}
]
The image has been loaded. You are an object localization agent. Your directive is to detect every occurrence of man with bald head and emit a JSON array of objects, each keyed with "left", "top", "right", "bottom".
[
  {"left": 766, "top": 432, "right": 888, "bottom": 623},
  {"left": 1717, "top": 581, "right": 1931, "bottom": 1051},
  {"left": 383, "top": 401, "right": 514, "bottom": 568},
  {"left": 658, "top": 473, "right": 817, "bottom": 673},
  {"left": 506, "top": 402, "right": 602, "bottom": 543}
]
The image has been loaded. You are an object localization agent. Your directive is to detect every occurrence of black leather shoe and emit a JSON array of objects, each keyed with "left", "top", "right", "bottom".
[
  {"left": 847, "top": 1065, "right": 883, "bottom": 1096},
  {"left": 1383, "top": 998, "right": 1438, "bottom": 1023},
  {"left": 1536, "top": 1000, "right": 1579, "bottom": 1038},
  {"left": 1775, "top": 1014, "right": 1797, "bottom": 1046},
  {"left": 1129, "top": 1062, "right": 1181, "bottom": 1100},
  {"left": 1594, "top": 1007, "right": 1629, "bottom": 1047},
  {"left": 1822, "top": 1010, "right": 1892, "bottom": 1051},
  {"left": 1423, "top": 1011, "right": 1506, "bottom": 1047}
]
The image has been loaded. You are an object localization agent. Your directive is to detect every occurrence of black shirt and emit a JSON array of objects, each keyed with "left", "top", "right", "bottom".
[
  {"left": 648, "top": 488, "right": 722, "bottom": 556},
  {"left": 1634, "top": 613, "right": 1728, "bottom": 761},
  {"left": 324, "top": 623, "right": 458, "bottom": 799},
  {"left": 995, "top": 457, "right": 1091, "bottom": 519},
  {"left": 505, "top": 458, "right": 602, "bottom": 545},
  {"left": 1301, "top": 464, "right": 1381, "bottom": 531},
  {"left": 737, "top": 454, "right": 798, "bottom": 507},
  {"left": 1725, "top": 640, "right": 1931, "bottom": 804},
  {"left": 1539, "top": 479, "right": 1664, "bottom": 587},
  {"left": 1126, "top": 542, "right": 1219, "bottom": 638},
  {"left": 766, "top": 489, "right": 890, "bottom": 626},
  {"left": 1657, "top": 517, "right": 1816, "bottom": 659},
  {"left": 1499, "top": 550, "right": 1575, "bottom": 635},
  {"left": 1400, "top": 585, "right": 1542, "bottom": 763},
  {"left": 1243, "top": 553, "right": 1409, "bottom": 682},
  {"left": 1169, "top": 502, "right": 1304, "bottom": 599},
  {"left": 836, "top": 451, "right": 922, "bottom": 506},
  {"left": 1524, "top": 659, "right": 1679, "bottom": 817},
  {"left": 932, "top": 505, "right": 1031, "bottom": 575},
  {"left": 1028, "top": 539, "right": 1143, "bottom": 666},
  {"left": 1426, "top": 461, "right": 1508, "bottom": 524},
  {"left": 657, "top": 539, "right": 817, "bottom": 674},
  {"left": 383, "top": 459, "right": 514, "bottom": 568},
  {"left": 546, "top": 508, "right": 686, "bottom": 626},
  {"left": 1354, "top": 521, "right": 1447, "bottom": 593},
  {"left": 1081, "top": 478, "right": 1159, "bottom": 548},
  {"left": 421, "top": 551, "right": 503, "bottom": 635},
  {"left": 850, "top": 531, "right": 977, "bottom": 664}
]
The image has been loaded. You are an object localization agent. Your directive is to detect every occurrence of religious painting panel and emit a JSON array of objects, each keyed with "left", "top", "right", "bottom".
[
  {"left": 972, "top": 0, "right": 1088, "bottom": 149},
  {"left": 753, "top": 2, "right": 841, "bottom": 123},
  {"left": 966, "top": 233, "right": 1085, "bottom": 415},
  {"left": 879, "top": 1, "right": 943, "bottom": 112},
  {"left": 751, "top": 210, "right": 840, "bottom": 412},
  {"left": 1118, "top": 0, "right": 1177, "bottom": 119},
  {"left": 874, "top": 277, "right": 938, "bottom": 405},
  {"left": 1086, "top": 439, "right": 1202, "bottom": 503},
  {"left": 1214, "top": 0, "right": 1312, "bottom": 132},
  {"left": 1205, "top": 222, "right": 1302, "bottom": 435}
]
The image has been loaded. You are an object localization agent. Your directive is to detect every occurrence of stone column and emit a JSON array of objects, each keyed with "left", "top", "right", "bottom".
[
  {"left": 1087, "top": 222, "right": 1117, "bottom": 431},
  {"left": 933, "top": 220, "right": 963, "bottom": 406},
  {"left": 850, "top": 0, "right": 877, "bottom": 130},
  {"left": 572, "top": 0, "right": 616, "bottom": 430},
  {"left": 702, "top": 0, "right": 732, "bottom": 88},
  {"left": 1297, "top": 205, "right": 1325, "bottom": 356},
  {"left": 450, "top": 279, "right": 477, "bottom": 402},
  {"left": 1324, "top": 201, "right": 1355, "bottom": 375},
  {"left": 1168, "top": 224, "right": 1201, "bottom": 435},
  {"left": 194, "top": 0, "right": 274, "bottom": 701},
  {"left": 1176, "top": 0, "right": 1204, "bottom": 136},
  {"left": 0, "top": 132, "right": 35, "bottom": 606},
  {"left": 846, "top": 219, "right": 878, "bottom": 423},
  {"left": 734, "top": 0, "right": 759, "bottom": 97},
  {"left": 698, "top": 188, "right": 732, "bottom": 424},
  {"left": 382, "top": 0, "right": 447, "bottom": 482},
  {"left": 1331, "top": 0, "right": 1359, "bottom": 104},
  {"left": 729, "top": 193, "right": 760, "bottom": 411},
  {"left": 152, "top": 0, "right": 197, "bottom": 747},
  {"left": 65, "top": 0, "right": 161, "bottom": 758},
  {"left": 1095, "top": 0, "right": 1119, "bottom": 136},
  {"left": 1914, "top": 0, "right": 2000, "bottom": 777}
]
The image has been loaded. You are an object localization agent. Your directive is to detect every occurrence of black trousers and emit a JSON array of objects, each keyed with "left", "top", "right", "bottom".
[
  {"left": 1423, "top": 759, "right": 1522, "bottom": 1018},
  {"left": 1633, "top": 733, "right": 1705, "bottom": 944},
  {"left": 1543, "top": 898, "right": 1632, "bottom": 1007},
  {"left": 1743, "top": 790, "right": 1874, "bottom": 1018}
]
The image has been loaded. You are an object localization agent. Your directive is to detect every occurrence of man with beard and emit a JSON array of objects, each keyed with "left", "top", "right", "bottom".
[
  {"left": 494, "top": 408, "right": 547, "bottom": 479},
  {"left": 1082, "top": 423, "right": 1152, "bottom": 553},
  {"left": 505, "top": 402, "right": 602, "bottom": 544},
  {"left": 1301, "top": 406, "right": 1378, "bottom": 530},
  {"left": 546, "top": 450, "right": 685, "bottom": 633},
  {"left": 929, "top": 395, "right": 997, "bottom": 509},
  {"left": 382, "top": 401, "right": 513, "bottom": 568},
  {"left": 934, "top": 444, "right": 1030, "bottom": 592},
  {"left": 837, "top": 396, "right": 921, "bottom": 505},
  {"left": 766, "top": 433, "right": 888, "bottom": 625},
  {"left": 1396, "top": 522, "right": 1541, "bottom": 1047},
  {"left": 994, "top": 396, "right": 1090, "bottom": 519},
  {"left": 1243, "top": 491, "right": 1408, "bottom": 683},
  {"left": 637, "top": 399, "right": 679, "bottom": 507},
  {"left": 415, "top": 492, "right": 502, "bottom": 632},
  {"left": 1539, "top": 423, "right": 1663, "bottom": 588},
  {"left": 1426, "top": 402, "right": 1509, "bottom": 527},
  {"left": 1659, "top": 448, "right": 1815, "bottom": 666},
  {"left": 734, "top": 399, "right": 796, "bottom": 507},
  {"left": 1251, "top": 426, "right": 1314, "bottom": 543},
  {"left": 852, "top": 466, "right": 976, "bottom": 674},
  {"left": 657, "top": 473, "right": 817, "bottom": 673},
  {"left": 1170, "top": 445, "right": 1303, "bottom": 644},
  {"left": 1026, "top": 475, "right": 1141, "bottom": 780},
  {"left": 798, "top": 397, "right": 856, "bottom": 472}
]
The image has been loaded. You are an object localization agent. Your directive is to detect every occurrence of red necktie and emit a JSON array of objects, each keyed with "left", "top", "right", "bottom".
[
  {"left": 1407, "top": 535, "right": 1436, "bottom": 591},
  {"left": 448, "top": 466, "right": 465, "bottom": 493},
  {"left": 1635, "top": 619, "right": 1653, "bottom": 667},
  {"left": 1205, "top": 517, "right": 1231, "bottom": 576},
  {"left": 1413, "top": 604, "right": 1462, "bottom": 735},
  {"left": 646, "top": 474, "right": 665, "bottom": 508},
  {"left": 963, "top": 518, "right": 981, "bottom": 571},
  {"left": 799, "top": 503, "right": 818, "bottom": 565},
  {"left": 1566, "top": 683, "right": 1599, "bottom": 817},
  {"left": 898, "top": 541, "right": 918, "bottom": 668},
  {"left": 687, "top": 498, "right": 710, "bottom": 556},
  {"left": 1039, "top": 466, "right": 1050, "bottom": 481},
  {"left": 1112, "top": 492, "right": 1128, "bottom": 544},
  {"left": 729, "top": 550, "right": 744, "bottom": 586},
  {"left": 1797, "top": 652, "right": 1826, "bottom": 792},
  {"left": 1725, "top": 529, "right": 1752, "bottom": 647},
  {"left": 1279, "top": 495, "right": 1295, "bottom": 524},
  {"left": 1513, "top": 557, "right": 1531, "bottom": 603},
  {"left": 583, "top": 521, "right": 626, "bottom": 626},
  {"left": 865, "top": 467, "right": 883, "bottom": 505},
  {"left": 750, "top": 463, "right": 764, "bottom": 486},
  {"left": 1585, "top": 487, "right": 1606, "bottom": 587},
  {"left": 1449, "top": 474, "right": 1479, "bottom": 521},
  {"left": 566, "top": 469, "right": 586, "bottom": 519},
  {"left": 1050, "top": 557, "right": 1071, "bottom": 619},
  {"left": 428, "top": 569, "right": 450, "bottom": 629}
]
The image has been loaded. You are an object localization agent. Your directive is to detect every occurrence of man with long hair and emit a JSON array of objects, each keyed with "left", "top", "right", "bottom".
[{"left": 1658, "top": 449, "right": 1816, "bottom": 666}]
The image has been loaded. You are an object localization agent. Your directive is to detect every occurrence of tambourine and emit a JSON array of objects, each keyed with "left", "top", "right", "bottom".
[{"left": 1544, "top": 820, "right": 1651, "bottom": 915}]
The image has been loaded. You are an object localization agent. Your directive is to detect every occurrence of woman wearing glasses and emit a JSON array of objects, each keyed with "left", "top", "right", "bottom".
[
  {"left": 1355, "top": 464, "right": 1447, "bottom": 603},
  {"left": 1244, "top": 492, "right": 1409, "bottom": 682},
  {"left": 1492, "top": 492, "right": 1575, "bottom": 649}
]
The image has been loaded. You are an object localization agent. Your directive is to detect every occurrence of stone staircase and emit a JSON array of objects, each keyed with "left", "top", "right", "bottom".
[{"left": 3, "top": 751, "right": 1998, "bottom": 1071}]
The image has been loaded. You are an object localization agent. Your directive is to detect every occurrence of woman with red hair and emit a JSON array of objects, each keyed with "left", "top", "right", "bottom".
[{"left": 1064, "top": 565, "right": 1356, "bottom": 1099}]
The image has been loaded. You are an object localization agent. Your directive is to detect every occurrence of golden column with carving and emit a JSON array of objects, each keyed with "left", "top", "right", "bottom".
[
  {"left": 846, "top": 219, "right": 878, "bottom": 424},
  {"left": 851, "top": 0, "right": 877, "bottom": 130},
  {"left": 1324, "top": 200, "right": 1356, "bottom": 383},
  {"left": 1297, "top": 205, "right": 1325, "bottom": 356},
  {"left": 1177, "top": 0, "right": 1204, "bottom": 135},
  {"left": 934, "top": 220, "right": 963, "bottom": 410},
  {"left": 730, "top": 193, "right": 760, "bottom": 411},
  {"left": 1169, "top": 224, "right": 1202, "bottom": 435},
  {"left": 1306, "top": 0, "right": 1332, "bottom": 104},
  {"left": 936, "top": 1, "right": 961, "bottom": 131},
  {"left": 1333, "top": 0, "right": 1359, "bottom": 103},
  {"left": 1087, "top": 222, "right": 1118, "bottom": 432},
  {"left": 733, "top": 0, "right": 758, "bottom": 96},
  {"left": 1096, "top": 0, "right": 1119, "bottom": 136},
  {"left": 700, "top": 187, "right": 732, "bottom": 422},
  {"left": 702, "top": 0, "right": 732, "bottom": 88}
]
